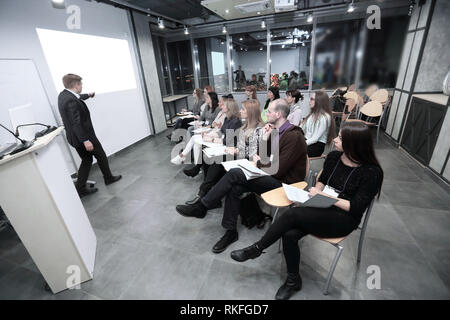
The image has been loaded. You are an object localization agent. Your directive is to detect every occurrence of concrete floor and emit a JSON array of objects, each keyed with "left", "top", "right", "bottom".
[{"left": 0, "top": 130, "right": 449, "bottom": 300}]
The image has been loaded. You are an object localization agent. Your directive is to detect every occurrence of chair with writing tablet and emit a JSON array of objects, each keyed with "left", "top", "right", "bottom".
[
  {"left": 345, "top": 101, "right": 384, "bottom": 143},
  {"left": 310, "top": 171, "right": 376, "bottom": 295}
]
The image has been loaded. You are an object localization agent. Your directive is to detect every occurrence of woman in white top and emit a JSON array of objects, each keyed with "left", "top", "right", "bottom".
[
  {"left": 300, "top": 91, "right": 335, "bottom": 157},
  {"left": 285, "top": 89, "right": 308, "bottom": 126}
]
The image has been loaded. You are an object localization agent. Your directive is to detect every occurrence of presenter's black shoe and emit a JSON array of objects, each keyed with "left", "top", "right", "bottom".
[
  {"left": 166, "top": 134, "right": 172, "bottom": 140},
  {"left": 104, "top": 175, "right": 122, "bottom": 185},
  {"left": 230, "top": 243, "right": 264, "bottom": 262},
  {"left": 212, "top": 230, "right": 238, "bottom": 254},
  {"left": 77, "top": 187, "right": 98, "bottom": 198},
  {"left": 275, "top": 273, "right": 302, "bottom": 300},
  {"left": 183, "top": 165, "right": 201, "bottom": 177},
  {"left": 176, "top": 201, "right": 207, "bottom": 219}
]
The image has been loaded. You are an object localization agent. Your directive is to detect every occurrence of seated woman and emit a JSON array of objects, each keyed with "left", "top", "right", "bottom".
[
  {"left": 245, "top": 85, "right": 257, "bottom": 100},
  {"left": 230, "top": 121, "right": 384, "bottom": 300},
  {"left": 185, "top": 99, "right": 264, "bottom": 205},
  {"left": 301, "top": 91, "right": 335, "bottom": 157},
  {"left": 171, "top": 91, "right": 221, "bottom": 166},
  {"left": 285, "top": 89, "right": 308, "bottom": 126},
  {"left": 261, "top": 86, "right": 280, "bottom": 123},
  {"left": 166, "top": 88, "right": 205, "bottom": 141},
  {"left": 181, "top": 98, "right": 242, "bottom": 178}
]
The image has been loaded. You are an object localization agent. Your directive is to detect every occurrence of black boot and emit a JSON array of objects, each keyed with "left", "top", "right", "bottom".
[
  {"left": 176, "top": 200, "right": 207, "bottom": 218},
  {"left": 275, "top": 273, "right": 302, "bottom": 300},
  {"left": 183, "top": 164, "right": 201, "bottom": 177},
  {"left": 230, "top": 243, "right": 264, "bottom": 262},
  {"left": 212, "top": 230, "right": 238, "bottom": 253}
]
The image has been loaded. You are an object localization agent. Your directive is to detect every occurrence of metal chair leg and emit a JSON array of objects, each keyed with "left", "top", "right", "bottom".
[
  {"left": 323, "top": 243, "right": 344, "bottom": 295},
  {"left": 272, "top": 208, "right": 279, "bottom": 224}
]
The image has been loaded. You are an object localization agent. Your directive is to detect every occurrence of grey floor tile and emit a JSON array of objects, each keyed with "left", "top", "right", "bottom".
[
  {"left": 119, "top": 244, "right": 214, "bottom": 300},
  {"left": 80, "top": 235, "right": 152, "bottom": 299}
]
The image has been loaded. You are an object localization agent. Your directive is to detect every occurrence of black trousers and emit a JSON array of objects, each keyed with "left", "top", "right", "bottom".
[
  {"left": 257, "top": 207, "right": 358, "bottom": 274},
  {"left": 201, "top": 168, "right": 282, "bottom": 230},
  {"left": 199, "top": 163, "right": 226, "bottom": 197},
  {"left": 74, "top": 137, "right": 113, "bottom": 190},
  {"left": 307, "top": 142, "right": 325, "bottom": 157},
  {"left": 173, "top": 117, "right": 195, "bottom": 130}
]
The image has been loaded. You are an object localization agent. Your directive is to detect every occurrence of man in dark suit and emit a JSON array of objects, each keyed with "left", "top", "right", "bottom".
[{"left": 58, "top": 73, "right": 121, "bottom": 197}]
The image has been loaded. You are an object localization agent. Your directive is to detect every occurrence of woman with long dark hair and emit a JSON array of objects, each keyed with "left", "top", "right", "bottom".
[
  {"left": 301, "top": 91, "right": 335, "bottom": 157},
  {"left": 230, "top": 121, "right": 383, "bottom": 300},
  {"left": 261, "top": 86, "right": 280, "bottom": 123}
]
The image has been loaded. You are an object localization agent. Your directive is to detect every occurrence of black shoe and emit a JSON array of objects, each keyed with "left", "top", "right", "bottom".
[
  {"left": 176, "top": 201, "right": 207, "bottom": 219},
  {"left": 230, "top": 243, "right": 264, "bottom": 262},
  {"left": 104, "top": 175, "right": 122, "bottom": 185},
  {"left": 183, "top": 165, "right": 201, "bottom": 177},
  {"left": 212, "top": 230, "right": 238, "bottom": 254},
  {"left": 77, "top": 187, "right": 98, "bottom": 198},
  {"left": 275, "top": 273, "right": 302, "bottom": 300},
  {"left": 166, "top": 134, "right": 172, "bottom": 140}
]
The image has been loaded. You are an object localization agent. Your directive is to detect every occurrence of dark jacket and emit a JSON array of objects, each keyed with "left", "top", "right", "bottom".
[
  {"left": 221, "top": 116, "right": 242, "bottom": 146},
  {"left": 58, "top": 89, "right": 96, "bottom": 148},
  {"left": 257, "top": 124, "right": 307, "bottom": 184}
]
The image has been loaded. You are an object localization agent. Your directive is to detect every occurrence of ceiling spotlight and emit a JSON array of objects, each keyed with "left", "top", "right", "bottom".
[
  {"left": 222, "top": 25, "right": 227, "bottom": 34},
  {"left": 51, "top": 0, "right": 65, "bottom": 9},
  {"left": 158, "top": 17, "right": 165, "bottom": 29},
  {"left": 307, "top": 13, "right": 313, "bottom": 23},
  {"left": 408, "top": 0, "right": 416, "bottom": 16},
  {"left": 257, "top": 11, "right": 261, "bottom": 15},
  {"left": 347, "top": 1, "right": 355, "bottom": 13},
  {"left": 239, "top": 37, "right": 243, "bottom": 41},
  {"left": 302, "top": 42, "right": 305, "bottom": 47},
  {"left": 261, "top": 20, "right": 266, "bottom": 29},
  {"left": 221, "top": 40, "right": 225, "bottom": 45},
  {"left": 225, "top": 9, "right": 229, "bottom": 14},
  {"left": 184, "top": 26, "right": 189, "bottom": 35},
  {"left": 282, "top": 44, "right": 285, "bottom": 48},
  {"left": 259, "top": 47, "right": 263, "bottom": 51}
]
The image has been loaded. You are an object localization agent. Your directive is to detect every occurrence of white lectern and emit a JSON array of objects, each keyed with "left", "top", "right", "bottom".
[{"left": 0, "top": 127, "right": 96, "bottom": 293}]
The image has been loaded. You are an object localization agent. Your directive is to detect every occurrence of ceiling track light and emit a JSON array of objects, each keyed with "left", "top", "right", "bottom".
[
  {"left": 184, "top": 26, "right": 189, "bottom": 35},
  {"left": 51, "top": 0, "right": 65, "bottom": 9},
  {"left": 261, "top": 20, "right": 266, "bottom": 29},
  {"left": 158, "top": 17, "right": 165, "bottom": 29},
  {"left": 347, "top": 0, "right": 355, "bottom": 13},
  {"left": 307, "top": 13, "right": 313, "bottom": 23},
  {"left": 222, "top": 25, "right": 227, "bottom": 34}
]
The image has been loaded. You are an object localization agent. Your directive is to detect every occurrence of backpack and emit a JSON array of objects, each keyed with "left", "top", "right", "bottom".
[{"left": 239, "top": 193, "right": 272, "bottom": 229}]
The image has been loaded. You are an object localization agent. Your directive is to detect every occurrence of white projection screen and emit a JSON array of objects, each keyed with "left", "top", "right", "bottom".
[{"left": 36, "top": 28, "right": 137, "bottom": 94}]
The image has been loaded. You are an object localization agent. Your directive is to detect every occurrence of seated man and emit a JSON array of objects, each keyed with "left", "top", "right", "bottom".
[{"left": 175, "top": 99, "right": 307, "bottom": 254}]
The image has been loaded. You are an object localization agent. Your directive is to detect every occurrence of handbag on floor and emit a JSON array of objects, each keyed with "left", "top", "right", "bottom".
[{"left": 239, "top": 193, "right": 272, "bottom": 229}]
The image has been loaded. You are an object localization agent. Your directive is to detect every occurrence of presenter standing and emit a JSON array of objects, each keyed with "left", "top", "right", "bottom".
[{"left": 58, "top": 74, "right": 121, "bottom": 197}]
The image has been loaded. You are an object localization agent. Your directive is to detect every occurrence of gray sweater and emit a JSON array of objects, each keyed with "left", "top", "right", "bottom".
[
  {"left": 200, "top": 105, "right": 221, "bottom": 125},
  {"left": 190, "top": 99, "right": 205, "bottom": 116}
]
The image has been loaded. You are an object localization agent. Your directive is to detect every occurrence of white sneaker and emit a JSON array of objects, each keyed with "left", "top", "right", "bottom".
[{"left": 170, "top": 155, "right": 184, "bottom": 165}]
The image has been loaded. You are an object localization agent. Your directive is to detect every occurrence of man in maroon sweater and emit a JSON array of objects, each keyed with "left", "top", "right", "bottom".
[{"left": 176, "top": 99, "right": 307, "bottom": 253}]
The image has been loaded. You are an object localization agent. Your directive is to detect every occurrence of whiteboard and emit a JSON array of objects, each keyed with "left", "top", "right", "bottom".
[{"left": 0, "top": 59, "right": 76, "bottom": 173}]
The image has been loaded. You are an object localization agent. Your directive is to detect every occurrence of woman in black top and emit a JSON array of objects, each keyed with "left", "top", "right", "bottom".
[{"left": 230, "top": 121, "right": 383, "bottom": 300}]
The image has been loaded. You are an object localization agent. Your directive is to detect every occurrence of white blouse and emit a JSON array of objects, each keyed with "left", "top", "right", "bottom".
[{"left": 301, "top": 113, "right": 331, "bottom": 145}]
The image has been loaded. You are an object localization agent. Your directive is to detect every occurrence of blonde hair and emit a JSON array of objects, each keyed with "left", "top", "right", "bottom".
[
  {"left": 241, "top": 99, "right": 263, "bottom": 130},
  {"left": 224, "top": 99, "right": 241, "bottom": 120}
]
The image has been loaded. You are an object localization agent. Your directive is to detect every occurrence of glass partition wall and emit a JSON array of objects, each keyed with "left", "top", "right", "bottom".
[
  {"left": 162, "top": 14, "right": 407, "bottom": 94},
  {"left": 230, "top": 31, "right": 268, "bottom": 92}
]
